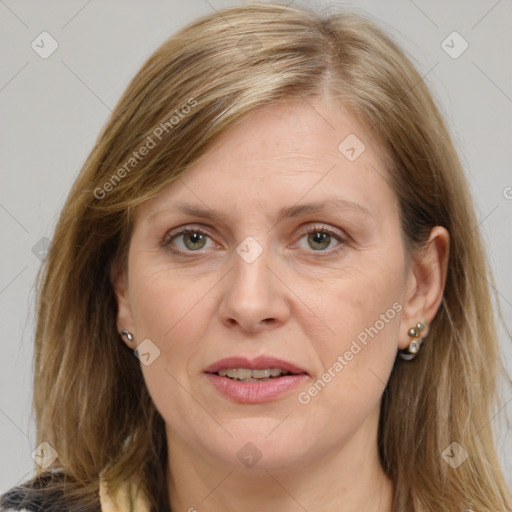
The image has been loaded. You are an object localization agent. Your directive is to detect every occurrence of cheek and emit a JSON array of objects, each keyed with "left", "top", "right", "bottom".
[
  {"left": 129, "top": 253, "right": 209, "bottom": 340},
  {"left": 127, "top": 254, "right": 223, "bottom": 393},
  {"left": 305, "top": 249, "right": 405, "bottom": 408},
  {"left": 128, "top": 260, "right": 215, "bottom": 426}
]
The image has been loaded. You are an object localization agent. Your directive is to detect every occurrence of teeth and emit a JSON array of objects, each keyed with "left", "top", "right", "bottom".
[
  {"left": 252, "top": 369, "right": 270, "bottom": 378},
  {"left": 236, "top": 368, "right": 252, "bottom": 379},
  {"left": 217, "top": 368, "right": 288, "bottom": 380}
]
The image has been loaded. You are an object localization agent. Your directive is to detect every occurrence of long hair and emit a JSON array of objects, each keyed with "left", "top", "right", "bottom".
[{"left": 6, "top": 2, "right": 511, "bottom": 511}]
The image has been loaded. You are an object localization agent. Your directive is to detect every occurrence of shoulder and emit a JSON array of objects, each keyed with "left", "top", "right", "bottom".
[{"left": 0, "top": 472, "right": 101, "bottom": 512}]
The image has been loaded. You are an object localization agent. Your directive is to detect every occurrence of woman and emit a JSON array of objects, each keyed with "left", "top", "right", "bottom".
[{"left": 1, "top": 2, "right": 511, "bottom": 511}]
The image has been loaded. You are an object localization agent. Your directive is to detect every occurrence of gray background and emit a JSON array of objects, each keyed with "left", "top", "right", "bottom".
[{"left": 1, "top": 0, "right": 511, "bottom": 494}]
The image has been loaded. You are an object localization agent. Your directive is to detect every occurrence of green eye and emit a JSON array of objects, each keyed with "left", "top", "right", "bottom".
[
  {"left": 306, "top": 231, "right": 334, "bottom": 251},
  {"left": 181, "top": 231, "right": 208, "bottom": 251},
  {"left": 164, "top": 228, "right": 211, "bottom": 251}
]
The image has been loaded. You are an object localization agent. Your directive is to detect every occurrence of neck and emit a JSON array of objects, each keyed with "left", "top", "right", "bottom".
[{"left": 165, "top": 406, "right": 393, "bottom": 512}]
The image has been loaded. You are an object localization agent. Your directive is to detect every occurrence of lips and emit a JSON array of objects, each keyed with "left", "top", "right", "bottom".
[
  {"left": 203, "top": 356, "right": 308, "bottom": 376},
  {"left": 203, "top": 356, "right": 309, "bottom": 403}
]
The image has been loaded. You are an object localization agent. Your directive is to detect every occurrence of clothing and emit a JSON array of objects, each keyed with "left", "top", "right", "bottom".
[
  {"left": 99, "top": 477, "right": 151, "bottom": 512},
  {"left": 0, "top": 473, "right": 151, "bottom": 512}
]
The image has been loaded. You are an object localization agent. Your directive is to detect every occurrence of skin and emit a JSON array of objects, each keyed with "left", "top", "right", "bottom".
[{"left": 112, "top": 96, "right": 449, "bottom": 511}]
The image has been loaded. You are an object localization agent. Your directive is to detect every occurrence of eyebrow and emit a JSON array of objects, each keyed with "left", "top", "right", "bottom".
[{"left": 147, "top": 198, "right": 371, "bottom": 223}]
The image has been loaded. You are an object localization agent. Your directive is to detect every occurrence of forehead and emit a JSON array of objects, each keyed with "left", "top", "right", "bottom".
[{"left": 138, "top": 97, "right": 395, "bottom": 223}]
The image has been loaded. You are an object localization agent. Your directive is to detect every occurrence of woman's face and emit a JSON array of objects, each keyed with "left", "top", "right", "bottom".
[{"left": 114, "top": 97, "right": 432, "bottom": 474}]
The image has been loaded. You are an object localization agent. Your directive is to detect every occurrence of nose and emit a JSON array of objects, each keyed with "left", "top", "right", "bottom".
[{"left": 218, "top": 243, "right": 291, "bottom": 334}]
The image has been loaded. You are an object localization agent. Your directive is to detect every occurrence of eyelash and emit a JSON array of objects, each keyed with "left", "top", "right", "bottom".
[{"left": 161, "top": 224, "right": 348, "bottom": 256}]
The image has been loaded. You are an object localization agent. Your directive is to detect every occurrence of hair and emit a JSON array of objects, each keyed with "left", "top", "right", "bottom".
[{"left": 3, "top": 2, "right": 511, "bottom": 511}]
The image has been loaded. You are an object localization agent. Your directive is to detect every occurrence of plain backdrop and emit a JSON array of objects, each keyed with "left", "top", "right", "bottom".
[{"left": 1, "top": 0, "right": 511, "bottom": 494}]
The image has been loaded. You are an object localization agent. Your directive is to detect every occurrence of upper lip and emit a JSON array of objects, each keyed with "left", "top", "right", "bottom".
[{"left": 204, "top": 356, "right": 309, "bottom": 375}]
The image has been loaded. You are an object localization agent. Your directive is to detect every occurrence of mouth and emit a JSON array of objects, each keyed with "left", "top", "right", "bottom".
[
  {"left": 203, "top": 356, "right": 309, "bottom": 403},
  {"left": 204, "top": 356, "right": 309, "bottom": 379}
]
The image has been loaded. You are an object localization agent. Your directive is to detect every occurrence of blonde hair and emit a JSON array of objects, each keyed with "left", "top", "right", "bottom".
[{"left": 16, "top": 2, "right": 512, "bottom": 511}]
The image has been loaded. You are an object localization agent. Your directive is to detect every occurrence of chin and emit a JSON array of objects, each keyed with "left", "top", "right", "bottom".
[{"left": 207, "top": 432, "right": 311, "bottom": 474}]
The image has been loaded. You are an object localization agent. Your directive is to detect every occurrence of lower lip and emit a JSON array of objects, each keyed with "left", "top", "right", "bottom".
[{"left": 205, "top": 373, "right": 309, "bottom": 403}]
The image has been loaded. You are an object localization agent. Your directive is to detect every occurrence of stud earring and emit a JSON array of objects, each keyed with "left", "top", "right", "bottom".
[
  {"left": 398, "top": 321, "right": 426, "bottom": 361},
  {"left": 121, "top": 329, "right": 134, "bottom": 342}
]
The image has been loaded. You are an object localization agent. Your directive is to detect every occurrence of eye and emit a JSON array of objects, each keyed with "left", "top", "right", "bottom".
[
  {"left": 295, "top": 224, "right": 347, "bottom": 254},
  {"left": 162, "top": 226, "right": 216, "bottom": 253}
]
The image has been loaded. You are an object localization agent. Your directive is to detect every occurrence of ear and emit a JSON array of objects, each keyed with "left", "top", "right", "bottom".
[
  {"left": 110, "top": 257, "right": 136, "bottom": 349},
  {"left": 398, "top": 226, "right": 450, "bottom": 350}
]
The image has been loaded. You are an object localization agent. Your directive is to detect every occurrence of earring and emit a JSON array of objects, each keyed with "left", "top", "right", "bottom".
[
  {"left": 398, "top": 321, "right": 426, "bottom": 361},
  {"left": 121, "top": 329, "right": 134, "bottom": 342}
]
